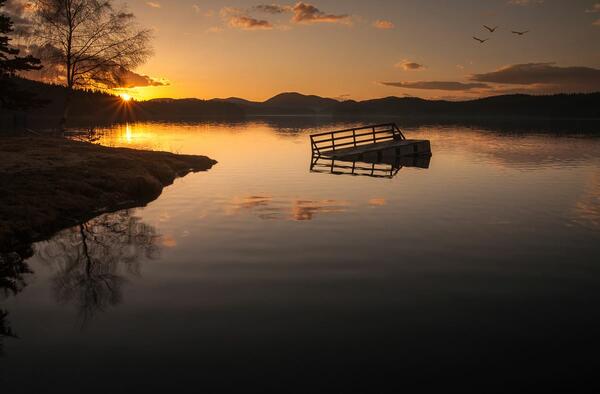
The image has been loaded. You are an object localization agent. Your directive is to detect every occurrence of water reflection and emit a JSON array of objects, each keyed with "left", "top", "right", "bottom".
[
  {"left": 573, "top": 173, "right": 600, "bottom": 229},
  {"left": 310, "top": 154, "right": 430, "bottom": 179},
  {"left": 35, "top": 210, "right": 160, "bottom": 324},
  {"left": 0, "top": 309, "right": 17, "bottom": 356},
  {"left": 3, "top": 120, "right": 600, "bottom": 391},
  {"left": 224, "top": 196, "right": 352, "bottom": 221},
  {"left": 291, "top": 200, "right": 351, "bottom": 221},
  {"left": 0, "top": 252, "right": 30, "bottom": 355}
]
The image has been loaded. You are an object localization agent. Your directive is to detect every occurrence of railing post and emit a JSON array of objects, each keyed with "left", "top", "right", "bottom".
[
  {"left": 372, "top": 127, "right": 376, "bottom": 143},
  {"left": 331, "top": 132, "right": 335, "bottom": 151},
  {"left": 353, "top": 128, "right": 357, "bottom": 147}
]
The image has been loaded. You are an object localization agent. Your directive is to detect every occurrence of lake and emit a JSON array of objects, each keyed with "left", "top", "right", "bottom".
[{"left": 2, "top": 118, "right": 600, "bottom": 392}]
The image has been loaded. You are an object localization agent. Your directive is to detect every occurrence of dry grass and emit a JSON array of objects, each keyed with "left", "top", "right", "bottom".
[{"left": 0, "top": 136, "right": 216, "bottom": 254}]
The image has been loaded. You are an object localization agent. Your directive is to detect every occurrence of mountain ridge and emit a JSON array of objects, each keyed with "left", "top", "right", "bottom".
[{"left": 1, "top": 79, "right": 599, "bottom": 127}]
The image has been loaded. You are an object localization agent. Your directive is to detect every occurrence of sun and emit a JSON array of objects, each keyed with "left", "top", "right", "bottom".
[{"left": 120, "top": 93, "right": 132, "bottom": 102}]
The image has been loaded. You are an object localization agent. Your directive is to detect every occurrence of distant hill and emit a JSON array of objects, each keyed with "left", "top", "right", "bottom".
[
  {"left": 216, "top": 91, "right": 600, "bottom": 119},
  {"left": 331, "top": 94, "right": 600, "bottom": 118},
  {"left": 264, "top": 92, "right": 338, "bottom": 113},
  {"left": 1, "top": 78, "right": 599, "bottom": 130}
]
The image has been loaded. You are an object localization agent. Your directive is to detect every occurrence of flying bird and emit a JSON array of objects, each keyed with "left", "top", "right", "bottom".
[
  {"left": 472, "top": 36, "right": 489, "bottom": 44},
  {"left": 483, "top": 25, "right": 498, "bottom": 33},
  {"left": 512, "top": 30, "right": 529, "bottom": 35}
]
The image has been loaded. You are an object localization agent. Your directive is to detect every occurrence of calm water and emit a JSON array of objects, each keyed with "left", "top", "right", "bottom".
[{"left": 2, "top": 119, "right": 600, "bottom": 392}]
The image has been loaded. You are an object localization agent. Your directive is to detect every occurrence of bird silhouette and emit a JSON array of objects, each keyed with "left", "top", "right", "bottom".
[
  {"left": 483, "top": 25, "right": 498, "bottom": 33},
  {"left": 473, "top": 36, "right": 489, "bottom": 44},
  {"left": 512, "top": 30, "right": 529, "bottom": 35}
]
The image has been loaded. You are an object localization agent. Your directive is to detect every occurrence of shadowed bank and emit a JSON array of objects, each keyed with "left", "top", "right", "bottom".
[{"left": 0, "top": 136, "right": 216, "bottom": 258}]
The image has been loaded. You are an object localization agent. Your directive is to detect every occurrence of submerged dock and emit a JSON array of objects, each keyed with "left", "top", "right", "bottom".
[{"left": 310, "top": 123, "right": 431, "bottom": 160}]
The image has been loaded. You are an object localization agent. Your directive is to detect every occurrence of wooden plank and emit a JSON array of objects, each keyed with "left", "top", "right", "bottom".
[{"left": 320, "top": 139, "right": 431, "bottom": 157}]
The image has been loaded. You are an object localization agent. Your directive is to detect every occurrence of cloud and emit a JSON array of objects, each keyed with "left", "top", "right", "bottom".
[
  {"left": 373, "top": 19, "right": 394, "bottom": 29},
  {"left": 192, "top": 4, "right": 213, "bottom": 16},
  {"left": 220, "top": 7, "right": 273, "bottom": 30},
  {"left": 395, "top": 60, "right": 425, "bottom": 71},
  {"left": 115, "top": 69, "right": 169, "bottom": 88},
  {"left": 508, "top": 0, "right": 544, "bottom": 5},
  {"left": 3, "top": 0, "right": 35, "bottom": 34},
  {"left": 146, "top": 2, "right": 161, "bottom": 8},
  {"left": 382, "top": 81, "right": 489, "bottom": 91},
  {"left": 253, "top": 4, "right": 290, "bottom": 14},
  {"left": 585, "top": 3, "right": 600, "bottom": 12},
  {"left": 228, "top": 16, "right": 273, "bottom": 30},
  {"left": 292, "top": 2, "right": 349, "bottom": 24},
  {"left": 470, "top": 63, "right": 600, "bottom": 91}
]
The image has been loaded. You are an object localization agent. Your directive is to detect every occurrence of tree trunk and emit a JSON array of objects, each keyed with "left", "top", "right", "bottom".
[{"left": 59, "top": 87, "right": 73, "bottom": 132}]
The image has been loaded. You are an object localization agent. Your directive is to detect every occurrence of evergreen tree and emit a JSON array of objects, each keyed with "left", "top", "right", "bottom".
[{"left": 0, "top": 0, "right": 42, "bottom": 109}]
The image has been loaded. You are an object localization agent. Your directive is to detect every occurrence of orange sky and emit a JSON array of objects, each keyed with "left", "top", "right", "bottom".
[{"left": 80, "top": 1, "right": 600, "bottom": 101}]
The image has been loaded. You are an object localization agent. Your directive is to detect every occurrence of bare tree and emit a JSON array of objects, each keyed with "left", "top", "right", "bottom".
[{"left": 30, "top": 0, "right": 152, "bottom": 129}]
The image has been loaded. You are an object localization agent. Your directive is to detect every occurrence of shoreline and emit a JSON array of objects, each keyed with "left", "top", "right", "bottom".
[{"left": 0, "top": 136, "right": 216, "bottom": 258}]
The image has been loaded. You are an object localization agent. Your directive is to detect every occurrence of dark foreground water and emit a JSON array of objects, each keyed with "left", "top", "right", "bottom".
[{"left": 2, "top": 119, "right": 600, "bottom": 392}]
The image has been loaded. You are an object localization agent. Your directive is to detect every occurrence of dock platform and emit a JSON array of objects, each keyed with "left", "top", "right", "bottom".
[{"left": 310, "top": 123, "right": 431, "bottom": 160}]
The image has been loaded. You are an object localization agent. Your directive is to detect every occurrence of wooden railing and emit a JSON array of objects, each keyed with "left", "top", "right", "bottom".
[{"left": 310, "top": 123, "right": 405, "bottom": 155}]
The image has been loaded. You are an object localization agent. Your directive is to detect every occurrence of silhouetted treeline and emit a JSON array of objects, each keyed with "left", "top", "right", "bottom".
[
  {"left": 1, "top": 79, "right": 599, "bottom": 131},
  {"left": 329, "top": 94, "right": 600, "bottom": 119},
  {"left": 0, "top": 78, "right": 244, "bottom": 130}
]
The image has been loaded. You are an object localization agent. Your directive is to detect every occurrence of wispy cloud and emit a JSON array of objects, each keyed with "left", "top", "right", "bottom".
[
  {"left": 206, "top": 26, "right": 224, "bottom": 33},
  {"left": 373, "top": 19, "right": 394, "bottom": 30},
  {"left": 586, "top": 2, "right": 600, "bottom": 25},
  {"left": 229, "top": 16, "right": 273, "bottom": 30},
  {"left": 585, "top": 3, "right": 600, "bottom": 13},
  {"left": 395, "top": 60, "right": 425, "bottom": 71},
  {"left": 253, "top": 4, "right": 290, "bottom": 14},
  {"left": 291, "top": 2, "right": 350, "bottom": 24},
  {"left": 508, "top": 0, "right": 544, "bottom": 5},
  {"left": 146, "top": 2, "right": 161, "bottom": 9},
  {"left": 221, "top": 7, "right": 273, "bottom": 30},
  {"left": 381, "top": 81, "right": 489, "bottom": 91}
]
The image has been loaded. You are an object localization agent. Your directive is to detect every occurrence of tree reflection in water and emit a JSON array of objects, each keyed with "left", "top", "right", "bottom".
[
  {"left": 36, "top": 210, "right": 161, "bottom": 325},
  {"left": 0, "top": 252, "right": 31, "bottom": 355}
]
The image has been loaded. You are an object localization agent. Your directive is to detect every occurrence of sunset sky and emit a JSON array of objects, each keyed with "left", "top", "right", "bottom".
[{"left": 11, "top": 0, "right": 600, "bottom": 101}]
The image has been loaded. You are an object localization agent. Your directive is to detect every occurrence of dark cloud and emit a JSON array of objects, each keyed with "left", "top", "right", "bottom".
[
  {"left": 115, "top": 69, "right": 169, "bottom": 88},
  {"left": 253, "top": 4, "right": 289, "bottom": 14},
  {"left": 471, "top": 63, "right": 600, "bottom": 91},
  {"left": 292, "top": 2, "right": 349, "bottom": 24},
  {"left": 396, "top": 60, "right": 425, "bottom": 71},
  {"left": 4, "top": 0, "right": 35, "bottom": 35},
  {"left": 382, "top": 81, "right": 489, "bottom": 91}
]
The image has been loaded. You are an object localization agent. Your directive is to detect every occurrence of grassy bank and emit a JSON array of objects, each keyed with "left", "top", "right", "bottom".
[{"left": 0, "top": 136, "right": 216, "bottom": 256}]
